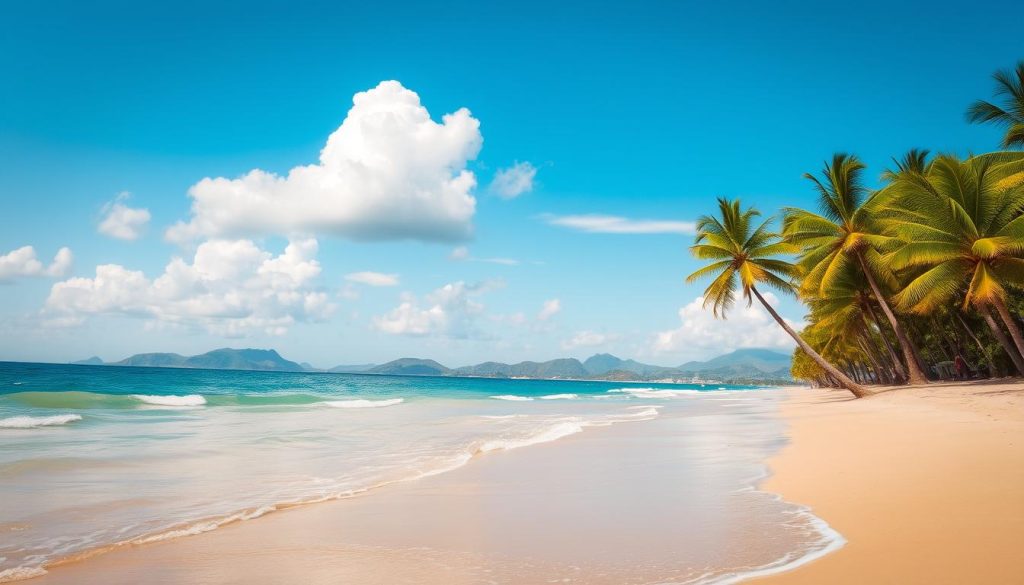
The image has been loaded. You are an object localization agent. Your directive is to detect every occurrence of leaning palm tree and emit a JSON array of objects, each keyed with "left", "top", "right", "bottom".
[
  {"left": 804, "top": 269, "right": 904, "bottom": 384},
  {"left": 880, "top": 152, "right": 1024, "bottom": 374},
  {"left": 687, "top": 197, "right": 868, "bottom": 397},
  {"left": 783, "top": 154, "right": 930, "bottom": 384},
  {"left": 966, "top": 61, "right": 1024, "bottom": 149}
]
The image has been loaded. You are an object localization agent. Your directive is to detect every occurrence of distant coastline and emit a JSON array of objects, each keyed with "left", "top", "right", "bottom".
[{"left": 61, "top": 347, "right": 796, "bottom": 385}]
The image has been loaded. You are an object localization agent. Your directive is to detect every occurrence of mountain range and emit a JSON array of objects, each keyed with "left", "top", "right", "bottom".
[
  {"left": 74, "top": 347, "right": 793, "bottom": 383},
  {"left": 74, "top": 348, "right": 304, "bottom": 372}
]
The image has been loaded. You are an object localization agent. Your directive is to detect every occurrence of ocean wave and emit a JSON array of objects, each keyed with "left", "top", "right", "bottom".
[
  {"left": 608, "top": 387, "right": 703, "bottom": 398},
  {"left": 2, "top": 391, "right": 332, "bottom": 410},
  {"left": 539, "top": 393, "right": 578, "bottom": 400},
  {"left": 490, "top": 394, "right": 533, "bottom": 401},
  {"left": 0, "top": 566, "right": 48, "bottom": 582},
  {"left": 619, "top": 406, "right": 662, "bottom": 418},
  {"left": 477, "top": 420, "right": 584, "bottom": 453},
  {"left": 692, "top": 495, "right": 845, "bottom": 585},
  {"left": 0, "top": 414, "right": 82, "bottom": 429},
  {"left": 321, "top": 398, "right": 404, "bottom": 409},
  {"left": 131, "top": 394, "right": 207, "bottom": 407},
  {"left": 131, "top": 505, "right": 276, "bottom": 545}
]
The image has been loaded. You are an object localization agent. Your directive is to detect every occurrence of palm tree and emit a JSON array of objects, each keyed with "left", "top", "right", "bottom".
[
  {"left": 880, "top": 152, "right": 1024, "bottom": 374},
  {"left": 966, "top": 61, "right": 1024, "bottom": 149},
  {"left": 687, "top": 197, "right": 868, "bottom": 397},
  {"left": 804, "top": 269, "right": 904, "bottom": 384},
  {"left": 783, "top": 154, "right": 930, "bottom": 384}
]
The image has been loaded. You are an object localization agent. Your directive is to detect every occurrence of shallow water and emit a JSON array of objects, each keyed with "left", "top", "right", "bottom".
[{"left": 0, "top": 362, "right": 837, "bottom": 583}]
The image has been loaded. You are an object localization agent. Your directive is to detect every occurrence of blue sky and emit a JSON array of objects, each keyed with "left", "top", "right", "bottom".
[{"left": 0, "top": 0, "right": 1019, "bottom": 367}]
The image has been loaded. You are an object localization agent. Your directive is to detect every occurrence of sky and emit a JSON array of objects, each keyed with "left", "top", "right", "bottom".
[{"left": 0, "top": 0, "right": 1019, "bottom": 368}]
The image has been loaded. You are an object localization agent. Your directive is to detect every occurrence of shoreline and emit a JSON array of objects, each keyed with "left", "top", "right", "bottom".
[
  {"left": 15, "top": 381, "right": 1022, "bottom": 583},
  {"left": 755, "top": 380, "right": 1024, "bottom": 584},
  {"left": 24, "top": 389, "right": 824, "bottom": 585}
]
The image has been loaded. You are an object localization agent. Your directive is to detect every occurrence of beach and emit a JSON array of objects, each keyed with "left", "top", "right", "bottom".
[
  {"left": 10, "top": 377, "right": 1024, "bottom": 584},
  {"left": 759, "top": 381, "right": 1024, "bottom": 584}
]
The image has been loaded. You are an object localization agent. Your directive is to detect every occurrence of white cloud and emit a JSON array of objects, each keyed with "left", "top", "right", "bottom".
[
  {"left": 345, "top": 271, "right": 399, "bottom": 287},
  {"left": 449, "top": 246, "right": 471, "bottom": 261},
  {"left": 166, "top": 81, "right": 483, "bottom": 244},
  {"left": 447, "top": 246, "right": 520, "bottom": 266},
  {"left": 489, "top": 161, "right": 537, "bottom": 199},
  {"left": 537, "top": 298, "right": 561, "bottom": 321},
  {"left": 562, "top": 330, "right": 617, "bottom": 350},
  {"left": 98, "top": 193, "right": 151, "bottom": 240},
  {"left": 547, "top": 214, "right": 695, "bottom": 235},
  {"left": 650, "top": 294, "right": 796, "bottom": 358},
  {"left": 373, "top": 280, "right": 500, "bottom": 338},
  {"left": 0, "top": 246, "right": 72, "bottom": 282},
  {"left": 45, "top": 239, "right": 333, "bottom": 336}
]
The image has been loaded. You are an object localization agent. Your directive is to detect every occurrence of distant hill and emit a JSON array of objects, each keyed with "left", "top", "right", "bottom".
[
  {"left": 582, "top": 353, "right": 670, "bottom": 377},
  {"left": 71, "top": 356, "right": 105, "bottom": 366},
  {"left": 369, "top": 358, "right": 450, "bottom": 376},
  {"left": 454, "top": 358, "right": 589, "bottom": 379},
  {"left": 678, "top": 348, "right": 792, "bottom": 373},
  {"left": 184, "top": 348, "right": 303, "bottom": 371},
  {"left": 116, "top": 352, "right": 188, "bottom": 368},
  {"left": 511, "top": 358, "right": 588, "bottom": 378},
  {"left": 111, "top": 348, "right": 304, "bottom": 372}
]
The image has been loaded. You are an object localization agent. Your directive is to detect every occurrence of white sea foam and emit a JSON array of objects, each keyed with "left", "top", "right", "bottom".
[
  {"left": 693, "top": 498, "right": 845, "bottom": 584},
  {"left": 539, "top": 393, "right": 578, "bottom": 400},
  {"left": 490, "top": 394, "right": 534, "bottom": 401},
  {"left": 608, "top": 387, "right": 703, "bottom": 398},
  {"left": 620, "top": 406, "right": 662, "bottom": 418},
  {"left": 131, "top": 394, "right": 207, "bottom": 407},
  {"left": 0, "top": 414, "right": 82, "bottom": 429},
  {"left": 477, "top": 420, "right": 584, "bottom": 453},
  {"left": 0, "top": 566, "right": 48, "bottom": 582},
  {"left": 131, "top": 505, "right": 276, "bottom": 545},
  {"left": 321, "top": 398, "right": 404, "bottom": 408}
]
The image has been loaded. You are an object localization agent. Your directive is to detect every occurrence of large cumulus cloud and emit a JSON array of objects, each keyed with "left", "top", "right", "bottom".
[{"left": 166, "top": 81, "right": 482, "bottom": 244}]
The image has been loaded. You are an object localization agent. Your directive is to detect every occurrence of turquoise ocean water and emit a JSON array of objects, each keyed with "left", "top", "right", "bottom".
[{"left": 0, "top": 362, "right": 839, "bottom": 583}]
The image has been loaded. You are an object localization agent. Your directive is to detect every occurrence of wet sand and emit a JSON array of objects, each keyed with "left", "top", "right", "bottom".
[
  {"left": 31, "top": 394, "right": 825, "bottom": 585},
  {"left": 758, "top": 380, "right": 1024, "bottom": 584},
  {"left": 28, "top": 380, "right": 1024, "bottom": 584}
]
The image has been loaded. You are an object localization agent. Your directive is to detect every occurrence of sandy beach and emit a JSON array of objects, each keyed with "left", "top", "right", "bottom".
[
  {"left": 26, "top": 380, "right": 1024, "bottom": 584},
  {"left": 759, "top": 381, "right": 1024, "bottom": 584}
]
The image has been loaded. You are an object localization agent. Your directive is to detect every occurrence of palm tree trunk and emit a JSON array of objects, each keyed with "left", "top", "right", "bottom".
[
  {"left": 858, "top": 333, "right": 890, "bottom": 384},
  {"left": 980, "top": 304, "right": 1024, "bottom": 375},
  {"left": 750, "top": 286, "right": 868, "bottom": 397},
  {"left": 955, "top": 312, "right": 996, "bottom": 378},
  {"left": 992, "top": 296, "right": 1024, "bottom": 360},
  {"left": 856, "top": 252, "right": 929, "bottom": 384},
  {"left": 861, "top": 300, "right": 907, "bottom": 382}
]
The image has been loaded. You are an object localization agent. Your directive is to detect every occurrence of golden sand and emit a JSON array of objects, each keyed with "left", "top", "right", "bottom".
[{"left": 757, "top": 381, "right": 1024, "bottom": 584}]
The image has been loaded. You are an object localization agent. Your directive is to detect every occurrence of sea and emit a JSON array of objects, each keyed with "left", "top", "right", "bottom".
[{"left": 0, "top": 361, "right": 841, "bottom": 583}]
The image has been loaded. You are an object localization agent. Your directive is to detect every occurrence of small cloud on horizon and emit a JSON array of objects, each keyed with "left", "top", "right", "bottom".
[
  {"left": 448, "top": 246, "right": 521, "bottom": 266},
  {"left": 544, "top": 214, "right": 695, "bottom": 235},
  {"left": 0, "top": 245, "right": 73, "bottom": 283},
  {"left": 489, "top": 161, "right": 537, "bottom": 199},
  {"left": 344, "top": 271, "right": 400, "bottom": 287},
  {"left": 98, "top": 192, "right": 151, "bottom": 241},
  {"left": 537, "top": 298, "right": 561, "bottom": 321}
]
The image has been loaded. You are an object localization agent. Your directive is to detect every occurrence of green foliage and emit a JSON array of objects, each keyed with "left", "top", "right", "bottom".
[
  {"left": 686, "top": 198, "right": 798, "bottom": 318},
  {"left": 966, "top": 61, "right": 1024, "bottom": 149}
]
